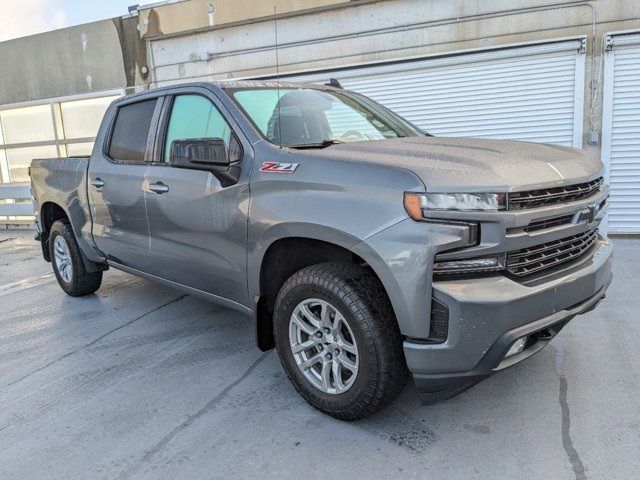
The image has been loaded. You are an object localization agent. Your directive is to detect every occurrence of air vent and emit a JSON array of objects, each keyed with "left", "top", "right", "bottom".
[{"left": 428, "top": 298, "right": 449, "bottom": 343}]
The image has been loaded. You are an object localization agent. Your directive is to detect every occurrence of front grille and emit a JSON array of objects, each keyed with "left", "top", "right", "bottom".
[
  {"left": 508, "top": 177, "right": 603, "bottom": 210},
  {"left": 507, "top": 214, "right": 575, "bottom": 234},
  {"left": 506, "top": 227, "right": 599, "bottom": 277}
]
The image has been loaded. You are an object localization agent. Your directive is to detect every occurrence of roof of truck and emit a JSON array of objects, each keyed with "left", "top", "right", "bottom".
[
  {"left": 127, "top": 80, "right": 335, "bottom": 98},
  {"left": 218, "top": 80, "right": 322, "bottom": 89}
]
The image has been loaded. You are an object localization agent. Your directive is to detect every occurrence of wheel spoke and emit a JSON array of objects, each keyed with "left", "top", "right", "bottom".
[
  {"left": 291, "top": 339, "right": 316, "bottom": 354},
  {"left": 337, "top": 352, "right": 357, "bottom": 372},
  {"left": 299, "top": 304, "right": 323, "bottom": 328},
  {"left": 320, "top": 358, "right": 331, "bottom": 390},
  {"left": 332, "top": 311, "right": 344, "bottom": 330},
  {"left": 339, "top": 341, "right": 357, "bottom": 355},
  {"left": 320, "top": 302, "right": 333, "bottom": 327},
  {"left": 292, "top": 313, "right": 317, "bottom": 336},
  {"left": 331, "top": 359, "right": 344, "bottom": 392},
  {"left": 335, "top": 320, "right": 357, "bottom": 354},
  {"left": 300, "top": 352, "right": 323, "bottom": 370}
]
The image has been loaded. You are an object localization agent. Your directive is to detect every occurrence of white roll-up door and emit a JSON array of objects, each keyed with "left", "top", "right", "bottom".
[
  {"left": 286, "top": 39, "right": 585, "bottom": 147},
  {"left": 602, "top": 33, "right": 640, "bottom": 234}
]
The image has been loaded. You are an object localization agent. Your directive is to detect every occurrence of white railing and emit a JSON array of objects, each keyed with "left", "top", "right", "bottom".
[{"left": 0, "top": 182, "right": 35, "bottom": 226}]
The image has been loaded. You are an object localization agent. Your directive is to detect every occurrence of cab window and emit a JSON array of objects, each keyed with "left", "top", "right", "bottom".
[
  {"left": 108, "top": 99, "right": 157, "bottom": 163},
  {"left": 163, "top": 95, "right": 233, "bottom": 162}
]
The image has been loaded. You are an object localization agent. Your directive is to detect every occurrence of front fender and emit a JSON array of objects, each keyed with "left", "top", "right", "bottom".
[{"left": 353, "top": 218, "right": 471, "bottom": 339}]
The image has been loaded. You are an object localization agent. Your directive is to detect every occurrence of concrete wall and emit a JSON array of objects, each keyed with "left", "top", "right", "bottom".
[
  {"left": 0, "top": 19, "right": 137, "bottom": 105},
  {"left": 146, "top": 0, "right": 640, "bottom": 156},
  {"left": 147, "top": 0, "right": 640, "bottom": 81},
  {"left": 137, "top": 0, "right": 354, "bottom": 39}
]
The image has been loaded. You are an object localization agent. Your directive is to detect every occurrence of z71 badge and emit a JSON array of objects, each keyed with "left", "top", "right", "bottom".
[{"left": 259, "top": 162, "right": 299, "bottom": 174}]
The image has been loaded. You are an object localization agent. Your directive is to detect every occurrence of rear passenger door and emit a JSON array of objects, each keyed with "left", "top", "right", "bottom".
[
  {"left": 88, "top": 97, "right": 160, "bottom": 270},
  {"left": 143, "top": 89, "right": 251, "bottom": 306}
]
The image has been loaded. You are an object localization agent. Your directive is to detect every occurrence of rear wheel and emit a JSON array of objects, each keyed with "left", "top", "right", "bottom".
[
  {"left": 49, "top": 220, "right": 102, "bottom": 296},
  {"left": 274, "top": 262, "right": 407, "bottom": 420}
]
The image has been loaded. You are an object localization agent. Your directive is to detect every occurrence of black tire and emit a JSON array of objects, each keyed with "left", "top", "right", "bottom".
[
  {"left": 273, "top": 262, "right": 407, "bottom": 421},
  {"left": 49, "top": 219, "right": 102, "bottom": 297}
]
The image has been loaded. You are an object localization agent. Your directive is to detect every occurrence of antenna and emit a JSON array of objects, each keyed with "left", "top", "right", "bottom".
[
  {"left": 325, "top": 78, "right": 343, "bottom": 89},
  {"left": 273, "top": 5, "right": 283, "bottom": 149}
]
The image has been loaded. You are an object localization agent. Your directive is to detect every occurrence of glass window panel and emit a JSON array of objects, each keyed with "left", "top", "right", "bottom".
[
  {"left": 0, "top": 104, "right": 56, "bottom": 144},
  {"left": 6, "top": 145, "right": 58, "bottom": 182},
  {"left": 61, "top": 96, "right": 119, "bottom": 139},
  {"left": 231, "top": 88, "right": 418, "bottom": 147},
  {"left": 66, "top": 142, "right": 94, "bottom": 157},
  {"left": 164, "top": 95, "right": 232, "bottom": 162},
  {"left": 108, "top": 99, "right": 157, "bottom": 163},
  {"left": 231, "top": 89, "right": 286, "bottom": 135}
]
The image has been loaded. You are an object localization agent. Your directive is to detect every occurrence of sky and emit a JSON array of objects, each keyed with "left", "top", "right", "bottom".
[{"left": 0, "top": 0, "right": 156, "bottom": 42}]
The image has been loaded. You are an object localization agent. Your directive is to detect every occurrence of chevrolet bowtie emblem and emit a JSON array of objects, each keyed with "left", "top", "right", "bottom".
[{"left": 573, "top": 203, "right": 599, "bottom": 224}]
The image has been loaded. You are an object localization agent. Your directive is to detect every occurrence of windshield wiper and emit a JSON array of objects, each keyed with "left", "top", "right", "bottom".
[{"left": 287, "top": 139, "right": 345, "bottom": 149}]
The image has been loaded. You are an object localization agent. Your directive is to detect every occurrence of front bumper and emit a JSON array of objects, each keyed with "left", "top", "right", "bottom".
[{"left": 405, "top": 236, "right": 613, "bottom": 404}]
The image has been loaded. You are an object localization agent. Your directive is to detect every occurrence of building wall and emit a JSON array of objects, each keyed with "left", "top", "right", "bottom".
[
  {"left": 138, "top": 0, "right": 354, "bottom": 39},
  {"left": 0, "top": 20, "right": 130, "bottom": 105},
  {"left": 146, "top": 0, "right": 640, "bottom": 156},
  {"left": 0, "top": 17, "right": 146, "bottom": 186}
]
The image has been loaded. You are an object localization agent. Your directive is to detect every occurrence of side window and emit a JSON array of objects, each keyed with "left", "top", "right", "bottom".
[
  {"left": 108, "top": 99, "right": 157, "bottom": 163},
  {"left": 164, "top": 95, "right": 233, "bottom": 162}
]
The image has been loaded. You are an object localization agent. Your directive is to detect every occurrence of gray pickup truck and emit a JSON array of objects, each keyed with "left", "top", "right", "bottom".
[{"left": 30, "top": 80, "right": 612, "bottom": 420}]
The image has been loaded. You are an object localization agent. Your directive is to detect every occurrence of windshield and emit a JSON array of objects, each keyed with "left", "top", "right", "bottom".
[{"left": 227, "top": 87, "right": 424, "bottom": 148}]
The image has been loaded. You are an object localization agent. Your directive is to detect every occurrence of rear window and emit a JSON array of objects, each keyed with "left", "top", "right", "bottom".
[{"left": 108, "top": 99, "right": 157, "bottom": 162}]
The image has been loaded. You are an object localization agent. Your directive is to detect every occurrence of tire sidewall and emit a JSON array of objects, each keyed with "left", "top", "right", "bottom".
[{"left": 274, "top": 281, "right": 377, "bottom": 411}]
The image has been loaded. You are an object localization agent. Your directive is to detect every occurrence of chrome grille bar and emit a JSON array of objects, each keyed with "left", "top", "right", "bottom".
[
  {"left": 506, "top": 214, "right": 575, "bottom": 234},
  {"left": 506, "top": 227, "right": 599, "bottom": 276},
  {"left": 508, "top": 177, "right": 603, "bottom": 210}
]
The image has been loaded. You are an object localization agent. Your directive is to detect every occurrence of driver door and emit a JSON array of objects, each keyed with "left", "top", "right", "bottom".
[{"left": 143, "top": 90, "right": 250, "bottom": 307}]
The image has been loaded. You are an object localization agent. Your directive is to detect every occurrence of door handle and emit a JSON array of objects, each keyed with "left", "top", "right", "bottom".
[
  {"left": 148, "top": 181, "right": 170, "bottom": 194},
  {"left": 91, "top": 178, "right": 105, "bottom": 188}
]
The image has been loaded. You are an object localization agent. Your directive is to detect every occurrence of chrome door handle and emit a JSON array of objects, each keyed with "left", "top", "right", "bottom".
[
  {"left": 148, "top": 181, "right": 170, "bottom": 194},
  {"left": 91, "top": 178, "right": 105, "bottom": 188}
]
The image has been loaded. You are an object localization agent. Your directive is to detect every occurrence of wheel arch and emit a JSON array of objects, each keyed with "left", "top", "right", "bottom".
[
  {"left": 39, "top": 200, "right": 106, "bottom": 273},
  {"left": 39, "top": 201, "right": 71, "bottom": 262},
  {"left": 251, "top": 224, "right": 397, "bottom": 351}
]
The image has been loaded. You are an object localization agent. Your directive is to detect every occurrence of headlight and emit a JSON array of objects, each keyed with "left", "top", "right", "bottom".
[{"left": 404, "top": 192, "right": 505, "bottom": 219}]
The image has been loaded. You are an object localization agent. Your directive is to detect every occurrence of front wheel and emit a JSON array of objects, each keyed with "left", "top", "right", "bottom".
[
  {"left": 274, "top": 263, "right": 407, "bottom": 420},
  {"left": 49, "top": 219, "right": 102, "bottom": 297}
]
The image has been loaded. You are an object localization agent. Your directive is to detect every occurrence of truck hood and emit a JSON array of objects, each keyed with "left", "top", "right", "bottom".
[{"left": 304, "top": 137, "right": 603, "bottom": 192}]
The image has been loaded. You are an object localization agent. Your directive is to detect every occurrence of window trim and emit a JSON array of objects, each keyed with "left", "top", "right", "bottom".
[
  {"left": 103, "top": 96, "right": 162, "bottom": 165},
  {"left": 152, "top": 91, "right": 243, "bottom": 167}
]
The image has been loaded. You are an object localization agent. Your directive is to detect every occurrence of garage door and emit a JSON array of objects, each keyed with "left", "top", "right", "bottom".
[
  {"left": 602, "top": 33, "right": 640, "bottom": 234},
  {"left": 286, "top": 39, "right": 585, "bottom": 147}
]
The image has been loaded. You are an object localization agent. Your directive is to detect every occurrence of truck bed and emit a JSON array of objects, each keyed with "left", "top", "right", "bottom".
[{"left": 30, "top": 156, "right": 94, "bottom": 260}]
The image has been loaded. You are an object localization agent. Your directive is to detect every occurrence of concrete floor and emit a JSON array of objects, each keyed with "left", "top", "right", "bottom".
[{"left": 0, "top": 231, "right": 638, "bottom": 480}]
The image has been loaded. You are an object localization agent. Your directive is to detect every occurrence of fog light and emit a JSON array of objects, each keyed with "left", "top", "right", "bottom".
[
  {"left": 433, "top": 256, "right": 503, "bottom": 274},
  {"left": 505, "top": 337, "right": 527, "bottom": 358}
]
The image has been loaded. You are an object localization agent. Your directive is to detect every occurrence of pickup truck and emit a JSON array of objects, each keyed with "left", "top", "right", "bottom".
[{"left": 30, "top": 80, "right": 613, "bottom": 420}]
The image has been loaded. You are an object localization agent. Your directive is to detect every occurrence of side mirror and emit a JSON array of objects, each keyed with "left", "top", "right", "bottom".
[
  {"left": 170, "top": 137, "right": 242, "bottom": 187},
  {"left": 170, "top": 138, "right": 229, "bottom": 170}
]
